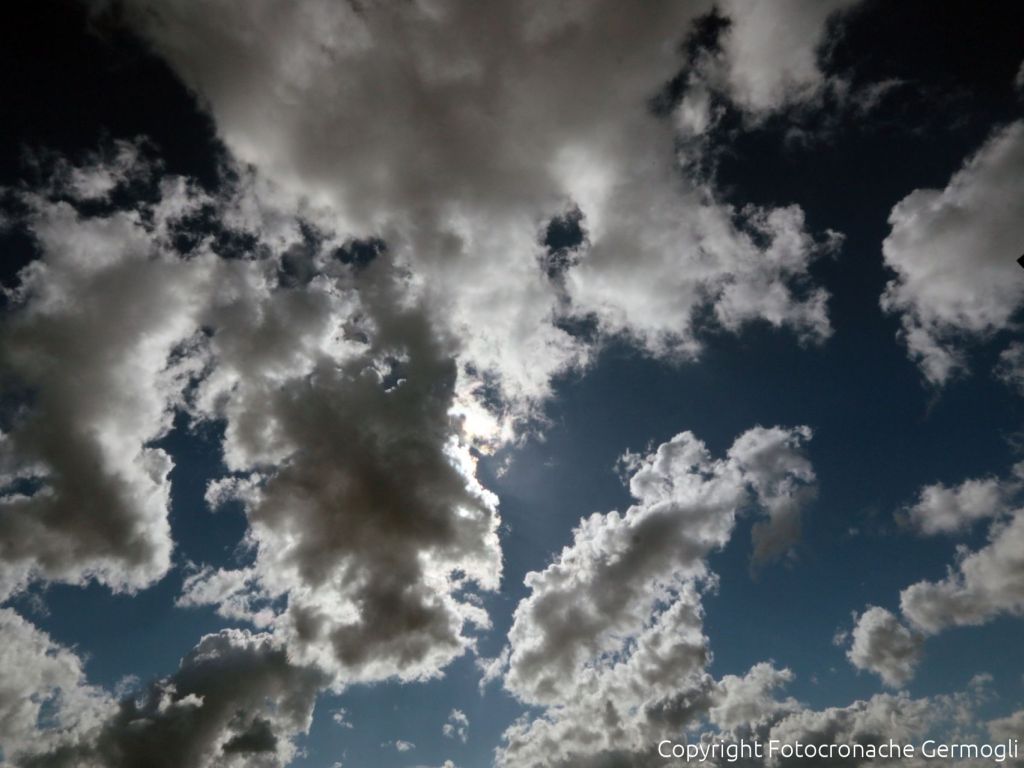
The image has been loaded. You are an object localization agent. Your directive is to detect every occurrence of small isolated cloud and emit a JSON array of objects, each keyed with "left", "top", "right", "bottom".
[
  {"left": 905, "top": 474, "right": 1017, "bottom": 535},
  {"left": 332, "top": 708, "right": 353, "bottom": 730},
  {"left": 995, "top": 342, "right": 1024, "bottom": 395},
  {"left": 442, "top": 709, "right": 469, "bottom": 743},
  {"left": 383, "top": 739, "right": 416, "bottom": 753},
  {"left": 881, "top": 120, "right": 1024, "bottom": 385},
  {"left": 847, "top": 606, "right": 924, "bottom": 687},
  {"left": 709, "top": 0, "right": 860, "bottom": 117}
]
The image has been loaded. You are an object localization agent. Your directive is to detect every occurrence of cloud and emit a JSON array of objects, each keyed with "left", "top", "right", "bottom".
[
  {"left": 995, "top": 342, "right": 1024, "bottom": 395},
  {"left": 904, "top": 472, "right": 1019, "bottom": 536},
  {"left": 496, "top": 426, "right": 815, "bottom": 766},
  {"left": 881, "top": 121, "right": 1024, "bottom": 385},
  {"left": 0, "top": 148, "right": 216, "bottom": 600},
  {"left": 759, "top": 687, "right": 984, "bottom": 768},
  {"left": 844, "top": 463, "right": 1024, "bottom": 684},
  {"left": 901, "top": 507, "right": 1024, "bottom": 634},
  {"left": 19, "top": 628, "right": 324, "bottom": 768},
  {"left": 183, "top": 279, "right": 503, "bottom": 684},
  {"left": 728, "top": 425, "right": 817, "bottom": 565},
  {"left": 0, "top": 609, "right": 112, "bottom": 763},
  {"left": 704, "top": 0, "right": 860, "bottom": 116},
  {"left": 988, "top": 707, "right": 1024, "bottom": 742},
  {"left": 442, "top": 709, "right": 469, "bottom": 743},
  {"left": 2, "top": 144, "right": 505, "bottom": 688},
  {"left": 846, "top": 607, "right": 924, "bottom": 688},
  {"left": 502, "top": 425, "right": 814, "bottom": 707},
  {"left": 111, "top": 0, "right": 844, "bottom": 424},
  {"left": 694, "top": 672, "right": 993, "bottom": 768}
]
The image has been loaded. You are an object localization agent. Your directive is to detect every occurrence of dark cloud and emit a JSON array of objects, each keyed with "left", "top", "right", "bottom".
[{"left": 21, "top": 629, "right": 323, "bottom": 768}]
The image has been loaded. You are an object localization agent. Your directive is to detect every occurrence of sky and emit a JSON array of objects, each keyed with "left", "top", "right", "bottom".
[{"left": 1, "top": 2, "right": 1024, "bottom": 767}]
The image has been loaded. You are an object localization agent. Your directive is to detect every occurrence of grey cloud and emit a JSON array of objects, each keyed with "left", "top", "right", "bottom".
[
  {"left": 20, "top": 629, "right": 324, "bottom": 768},
  {"left": 694, "top": 0, "right": 860, "bottom": 118},
  {"left": 0, "top": 150, "right": 216, "bottom": 600},
  {"left": 186, "top": 272, "right": 503, "bottom": 684},
  {"left": 901, "top": 508, "right": 1024, "bottom": 634},
  {"left": 846, "top": 607, "right": 923, "bottom": 688},
  {"left": 1, "top": 145, "right": 504, "bottom": 693},
  {"left": 881, "top": 121, "right": 1024, "bottom": 385},
  {"left": 728, "top": 425, "right": 816, "bottom": 565},
  {"left": 905, "top": 474, "right": 1017, "bottom": 536},
  {"left": 0, "top": 609, "right": 112, "bottom": 763},
  {"left": 111, "top": 0, "right": 844, "bottom": 422},
  {"left": 844, "top": 464, "right": 1024, "bottom": 684}
]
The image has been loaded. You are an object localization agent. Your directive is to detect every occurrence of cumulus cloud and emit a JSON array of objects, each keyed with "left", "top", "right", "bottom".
[
  {"left": 845, "top": 463, "right": 1024, "bottom": 684},
  {"left": 904, "top": 472, "right": 1019, "bottom": 536},
  {"left": 182, "top": 279, "right": 503, "bottom": 684},
  {"left": 110, "top": 0, "right": 844, "bottom": 422},
  {"left": 0, "top": 609, "right": 112, "bottom": 763},
  {"left": 442, "top": 709, "right": 468, "bottom": 743},
  {"left": 846, "top": 606, "right": 923, "bottom": 688},
  {"left": 495, "top": 426, "right": 815, "bottom": 766},
  {"left": 21, "top": 628, "right": 324, "bottom": 768},
  {"left": 901, "top": 508, "right": 1024, "bottom": 634},
  {"left": 881, "top": 121, "right": 1024, "bottom": 385},
  {"left": 0, "top": 149, "right": 215, "bottom": 600},
  {"left": 503, "top": 426, "right": 814, "bottom": 706},
  {"left": 758, "top": 687, "right": 984, "bottom": 768},
  {"left": 1, "top": 144, "right": 506, "bottom": 702},
  {"left": 0, "top": 4, "right": 871, "bottom": 764}
]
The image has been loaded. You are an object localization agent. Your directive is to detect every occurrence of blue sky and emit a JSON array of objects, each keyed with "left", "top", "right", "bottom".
[{"left": 2, "top": 2, "right": 1024, "bottom": 767}]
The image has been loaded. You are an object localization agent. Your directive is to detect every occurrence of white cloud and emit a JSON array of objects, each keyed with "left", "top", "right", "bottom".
[
  {"left": 881, "top": 121, "right": 1024, "bottom": 385},
  {"left": 331, "top": 708, "right": 353, "bottom": 730},
  {"left": 114, "top": 0, "right": 844, "bottom": 424},
  {"left": 995, "top": 341, "right": 1024, "bottom": 395},
  {"left": 0, "top": 150, "right": 216, "bottom": 600},
  {"left": 0, "top": 609, "right": 112, "bottom": 762},
  {"left": 1, "top": 147, "right": 505, "bottom": 692},
  {"left": 905, "top": 474, "right": 1018, "bottom": 536},
  {"left": 184, "top": 283, "right": 503, "bottom": 685},
  {"left": 711, "top": 0, "right": 860, "bottom": 116},
  {"left": 442, "top": 709, "right": 469, "bottom": 743},
  {"left": 844, "top": 463, "right": 1024, "bottom": 684},
  {"left": 502, "top": 426, "right": 814, "bottom": 708},
  {"left": 901, "top": 508, "right": 1024, "bottom": 634},
  {"left": 846, "top": 606, "right": 923, "bottom": 687},
  {"left": 496, "top": 426, "right": 815, "bottom": 766}
]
